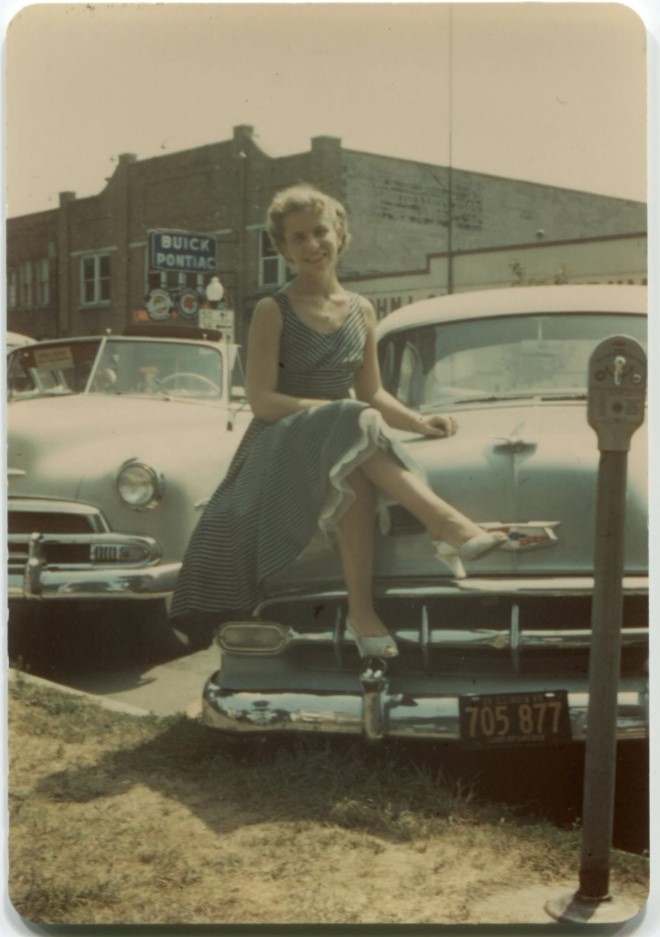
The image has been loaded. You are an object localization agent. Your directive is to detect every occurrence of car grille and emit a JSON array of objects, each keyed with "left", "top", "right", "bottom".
[
  {"left": 257, "top": 590, "right": 648, "bottom": 677},
  {"left": 9, "top": 511, "right": 97, "bottom": 535}
]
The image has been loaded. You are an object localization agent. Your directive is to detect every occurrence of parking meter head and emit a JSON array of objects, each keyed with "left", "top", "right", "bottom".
[{"left": 587, "top": 335, "right": 646, "bottom": 451}]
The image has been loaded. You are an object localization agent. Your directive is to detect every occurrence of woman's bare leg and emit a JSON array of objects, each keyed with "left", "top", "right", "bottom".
[
  {"left": 336, "top": 447, "right": 498, "bottom": 642},
  {"left": 360, "top": 447, "right": 483, "bottom": 546},
  {"left": 335, "top": 468, "right": 390, "bottom": 638}
]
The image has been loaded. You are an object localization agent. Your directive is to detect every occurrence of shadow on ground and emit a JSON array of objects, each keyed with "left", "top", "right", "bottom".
[{"left": 32, "top": 709, "right": 649, "bottom": 854}]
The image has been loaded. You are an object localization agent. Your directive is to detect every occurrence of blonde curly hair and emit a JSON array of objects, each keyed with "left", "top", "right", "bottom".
[{"left": 267, "top": 184, "right": 351, "bottom": 257}]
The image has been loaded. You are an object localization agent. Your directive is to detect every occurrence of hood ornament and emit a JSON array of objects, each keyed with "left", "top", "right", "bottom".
[
  {"left": 479, "top": 521, "right": 560, "bottom": 551},
  {"left": 494, "top": 422, "right": 537, "bottom": 453}
]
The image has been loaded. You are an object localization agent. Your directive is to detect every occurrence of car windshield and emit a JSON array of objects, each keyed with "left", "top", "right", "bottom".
[
  {"left": 379, "top": 312, "right": 647, "bottom": 409},
  {"left": 7, "top": 337, "right": 225, "bottom": 401}
]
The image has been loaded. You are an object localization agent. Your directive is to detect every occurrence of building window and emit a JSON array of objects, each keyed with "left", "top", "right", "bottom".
[
  {"left": 19, "top": 261, "right": 33, "bottom": 307},
  {"left": 36, "top": 258, "right": 50, "bottom": 305},
  {"left": 8, "top": 268, "right": 17, "bottom": 309},
  {"left": 259, "top": 229, "right": 286, "bottom": 287},
  {"left": 81, "top": 253, "right": 111, "bottom": 305}
]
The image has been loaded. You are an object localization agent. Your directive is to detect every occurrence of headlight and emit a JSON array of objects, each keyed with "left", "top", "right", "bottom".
[{"left": 116, "top": 460, "right": 164, "bottom": 510}]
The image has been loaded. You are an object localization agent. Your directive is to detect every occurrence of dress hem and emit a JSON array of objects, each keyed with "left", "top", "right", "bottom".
[{"left": 318, "top": 408, "right": 425, "bottom": 539}]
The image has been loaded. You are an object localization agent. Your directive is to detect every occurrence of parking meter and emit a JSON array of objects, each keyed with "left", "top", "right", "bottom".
[
  {"left": 587, "top": 335, "right": 646, "bottom": 451},
  {"left": 547, "top": 332, "right": 648, "bottom": 918}
]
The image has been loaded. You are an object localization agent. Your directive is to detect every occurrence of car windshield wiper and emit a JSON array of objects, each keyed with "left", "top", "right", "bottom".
[
  {"left": 99, "top": 389, "right": 173, "bottom": 401},
  {"left": 442, "top": 393, "right": 539, "bottom": 405},
  {"left": 432, "top": 391, "right": 590, "bottom": 406},
  {"left": 538, "top": 392, "right": 588, "bottom": 401}
]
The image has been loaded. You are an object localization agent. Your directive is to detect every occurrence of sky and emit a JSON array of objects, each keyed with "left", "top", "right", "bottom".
[{"left": 2, "top": 1, "right": 657, "bottom": 220}]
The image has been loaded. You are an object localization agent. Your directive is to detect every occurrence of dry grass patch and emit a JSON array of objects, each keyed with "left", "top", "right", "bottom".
[{"left": 7, "top": 674, "right": 649, "bottom": 926}]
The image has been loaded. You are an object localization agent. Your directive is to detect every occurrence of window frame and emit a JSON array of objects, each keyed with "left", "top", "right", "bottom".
[
  {"left": 8, "top": 267, "right": 17, "bottom": 309},
  {"left": 80, "top": 252, "right": 112, "bottom": 307},
  {"left": 258, "top": 228, "right": 287, "bottom": 288},
  {"left": 35, "top": 258, "right": 50, "bottom": 306},
  {"left": 19, "top": 261, "right": 33, "bottom": 308}
]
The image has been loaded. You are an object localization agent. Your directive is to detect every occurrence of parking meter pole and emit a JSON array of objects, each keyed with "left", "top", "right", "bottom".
[
  {"left": 578, "top": 451, "right": 627, "bottom": 900},
  {"left": 546, "top": 335, "right": 646, "bottom": 925}
]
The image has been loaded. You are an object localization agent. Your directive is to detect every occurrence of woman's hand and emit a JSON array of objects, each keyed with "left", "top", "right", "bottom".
[
  {"left": 415, "top": 413, "right": 458, "bottom": 438},
  {"left": 352, "top": 300, "right": 458, "bottom": 440}
]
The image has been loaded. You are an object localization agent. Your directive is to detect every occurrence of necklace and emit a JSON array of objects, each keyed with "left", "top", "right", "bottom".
[
  {"left": 319, "top": 309, "right": 335, "bottom": 327},
  {"left": 289, "top": 289, "right": 348, "bottom": 335},
  {"left": 288, "top": 287, "right": 348, "bottom": 333},
  {"left": 315, "top": 304, "right": 347, "bottom": 333}
]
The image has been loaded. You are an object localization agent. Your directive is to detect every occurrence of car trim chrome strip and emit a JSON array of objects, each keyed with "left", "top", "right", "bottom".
[
  {"left": 217, "top": 623, "right": 647, "bottom": 656},
  {"left": 332, "top": 606, "right": 344, "bottom": 667},
  {"left": 420, "top": 605, "right": 431, "bottom": 670},
  {"left": 24, "top": 533, "right": 44, "bottom": 597}
]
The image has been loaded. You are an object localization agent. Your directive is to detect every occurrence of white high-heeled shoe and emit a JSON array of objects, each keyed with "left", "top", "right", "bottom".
[
  {"left": 433, "top": 530, "right": 509, "bottom": 579},
  {"left": 346, "top": 618, "right": 399, "bottom": 660}
]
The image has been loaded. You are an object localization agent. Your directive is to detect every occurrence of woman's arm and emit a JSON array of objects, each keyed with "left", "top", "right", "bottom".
[
  {"left": 353, "top": 299, "right": 457, "bottom": 439},
  {"left": 246, "top": 297, "right": 331, "bottom": 422}
]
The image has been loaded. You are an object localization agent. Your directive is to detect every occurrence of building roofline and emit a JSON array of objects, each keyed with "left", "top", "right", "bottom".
[{"left": 340, "top": 147, "right": 647, "bottom": 206}]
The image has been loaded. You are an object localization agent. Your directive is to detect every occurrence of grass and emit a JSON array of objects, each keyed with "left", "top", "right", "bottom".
[{"left": 7, "top": 675, "right": 650, "bottom": 926}]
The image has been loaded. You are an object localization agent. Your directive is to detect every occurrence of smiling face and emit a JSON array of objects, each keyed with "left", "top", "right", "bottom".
[{"left": 281, "top": 207, "right": 345, "bottom": 273}]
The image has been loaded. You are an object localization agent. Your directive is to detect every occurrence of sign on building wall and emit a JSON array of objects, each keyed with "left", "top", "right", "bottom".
[
  {"left": 145, "top": 288, "right": 174, "bottom": 320},
  {"left": 199, "top": 306, "right": 234, "bottom": 342},
  {"left": 149, "top": 230, "right": 217, "bottom": 273}
]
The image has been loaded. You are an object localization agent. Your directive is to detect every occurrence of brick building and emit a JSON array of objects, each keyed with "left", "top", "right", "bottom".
[{"left": 6, "top": 124, "right": 647, "bottom": 345}]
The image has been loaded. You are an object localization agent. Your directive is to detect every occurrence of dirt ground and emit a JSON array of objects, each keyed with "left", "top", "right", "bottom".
[{"left": 6, "top": 673, "right": 650, "bottom": 928}]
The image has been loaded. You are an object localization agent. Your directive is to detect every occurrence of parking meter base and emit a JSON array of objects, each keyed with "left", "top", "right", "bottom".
[{"left": 545, "top": 890, "right": 640, "bottom": 925}]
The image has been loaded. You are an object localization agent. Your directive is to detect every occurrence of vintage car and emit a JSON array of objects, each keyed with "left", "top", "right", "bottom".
[
  {"left": 201, "top": 284, "right": 648, "bottom": 748},
  {"left": 6, "top": 323, "right": 251, "bottom": 658}
]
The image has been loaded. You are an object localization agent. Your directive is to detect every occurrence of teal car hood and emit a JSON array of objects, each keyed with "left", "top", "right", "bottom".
[{"left": 7, "top": 392, "right": 247, "bottom": 512}]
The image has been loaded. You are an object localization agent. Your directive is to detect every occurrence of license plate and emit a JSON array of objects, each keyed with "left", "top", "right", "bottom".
[{"left": 459, "top": 690, "right": 571, "bottom": 748}]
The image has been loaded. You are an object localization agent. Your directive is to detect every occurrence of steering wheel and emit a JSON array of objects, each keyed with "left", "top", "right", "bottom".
[{"left": 159, "top": 372, "right": 221, "bottom": 394}]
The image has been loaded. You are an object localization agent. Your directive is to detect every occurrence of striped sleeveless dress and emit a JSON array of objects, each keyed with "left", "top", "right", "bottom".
[{"left": 169, "top": 290, "right": 419, "bottom": 629}]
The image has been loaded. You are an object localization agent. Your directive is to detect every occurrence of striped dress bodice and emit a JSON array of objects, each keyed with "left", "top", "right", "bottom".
[{"left": 274, "top": 290, "right": 367, "bottom": 400}]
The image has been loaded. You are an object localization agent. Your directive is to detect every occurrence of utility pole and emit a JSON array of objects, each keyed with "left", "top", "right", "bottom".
[{"left": 447, "top": 5, "right": 454, "bottom": 295}]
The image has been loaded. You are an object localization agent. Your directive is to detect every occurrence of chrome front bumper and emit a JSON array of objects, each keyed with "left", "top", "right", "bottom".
[
  {"left": 202, "top": 673, "right": 649, "bottom": 744},
  {"left": 8, "top": 530, "right": 180, "bottom": 600}
]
